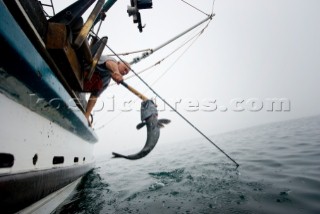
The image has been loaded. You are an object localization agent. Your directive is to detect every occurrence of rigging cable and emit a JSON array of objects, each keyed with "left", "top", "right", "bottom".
[
  {"left": 211, "top": 0, "right": 216, "bottom": 14},
  {"left": 129, "top": 14, "right": 214, "bottom": 65},
  {"left": 95, "top": 17, "right": 212, "bottom": 128},
  {"left": 151, "top": 18, "right": 211, "bottom": 86},
  {"left": 97, "top": 0, "right": 239, "bottom": 167},
  {"left": 106, "top": 44, "right": 240, "bottom": 168},
  {"left": 108, "top": 24, "right": 207, "bottom": 87},
  {"left": 180, "top": 0, "right": 210, "bottom": 17}
]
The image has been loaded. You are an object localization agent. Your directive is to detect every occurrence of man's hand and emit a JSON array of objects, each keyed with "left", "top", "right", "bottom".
[{"left": 111, "top": 72, "right": 123, "bottom": 84}]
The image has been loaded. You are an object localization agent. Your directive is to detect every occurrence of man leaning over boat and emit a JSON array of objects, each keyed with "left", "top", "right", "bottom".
[{"left": 83, "top": 55, "right": 131, "bottom": 127}]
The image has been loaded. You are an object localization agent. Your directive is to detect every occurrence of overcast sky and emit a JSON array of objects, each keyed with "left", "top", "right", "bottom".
[{"left": 52, "top": 0, "right": 320, "bottom": 156}]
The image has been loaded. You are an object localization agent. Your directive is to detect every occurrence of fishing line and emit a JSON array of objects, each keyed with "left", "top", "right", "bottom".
[{"left": 106, "top": 45, "right": 240, "bottom": 168}]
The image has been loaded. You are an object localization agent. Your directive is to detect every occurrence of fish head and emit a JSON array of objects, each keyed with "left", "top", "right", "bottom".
[{"left": 140, "top": 99, "right": 158, "bottom": 121}]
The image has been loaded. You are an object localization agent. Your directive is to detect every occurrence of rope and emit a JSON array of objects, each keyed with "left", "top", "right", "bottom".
[
  {"left": 151, "top": 18, "right": 212, "bottom": 86},
  {"left": 211, "top": 0, "right": 216, "bottom": 14},
  {"left": 96, "top": 20, "right": 210, "bottom": 128},
  {"left": 180, "top": 0, "right": 211, "bottom": 17},
  {"left": 107, "top": 25, "right": 206, "bottom": 87},
  {"left": 95, "top": 30, "right": 204, "bottom": 129},
  {"left": 95, "top": 0, "right": 239, "bottom": 167},
  {"left": 150, "top": 33, "right": 201, "bottom": 87},
  {"left": 106, "top": 44, "right": 239, "bottom": 167}
]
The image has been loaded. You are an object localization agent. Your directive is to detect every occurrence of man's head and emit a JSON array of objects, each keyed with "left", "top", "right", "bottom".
[{"left": 118, "top": 61, "right": 131, "bottom": 75}]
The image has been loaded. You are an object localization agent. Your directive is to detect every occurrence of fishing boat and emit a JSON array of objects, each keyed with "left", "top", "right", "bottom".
[
  {"left": 0, "top": 0, "right": 224, "bottom": 212},
  {"left": 0, "top": 0, "right": 129, "bottom": 212}
]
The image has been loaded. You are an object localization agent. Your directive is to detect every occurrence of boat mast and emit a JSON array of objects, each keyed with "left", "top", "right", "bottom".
[{"left": 130, "top": 14, "right": 214, "bottom": 65}]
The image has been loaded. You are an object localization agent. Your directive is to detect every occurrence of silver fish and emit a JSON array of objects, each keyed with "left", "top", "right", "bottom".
[{"left": 112, "top": 100, "right": 170, "bottom": 160}]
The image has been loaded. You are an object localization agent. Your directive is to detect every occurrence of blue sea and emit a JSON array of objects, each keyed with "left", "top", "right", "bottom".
[{"left": 54, "top": 115, "right": 320, "bottom": 214}]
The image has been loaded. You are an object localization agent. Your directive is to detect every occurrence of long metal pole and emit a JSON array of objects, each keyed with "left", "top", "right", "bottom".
[
  {"left": 130, "top": 14, "right": 214, "bottom": 64},
  {"left": 107, "top": 45, "right": 240, "bottom": 168}
]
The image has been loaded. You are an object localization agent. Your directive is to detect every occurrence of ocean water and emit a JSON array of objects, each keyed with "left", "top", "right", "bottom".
[{"left": 54, "top": 115, "right": 320, "bottom": 214}]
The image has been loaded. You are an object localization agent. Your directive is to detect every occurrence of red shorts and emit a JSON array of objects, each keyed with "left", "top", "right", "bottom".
[{"left": 83, "top": 72, "right": 103, "bottom": 93}]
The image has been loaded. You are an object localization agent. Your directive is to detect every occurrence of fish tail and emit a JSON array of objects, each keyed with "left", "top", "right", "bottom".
[{"left": 112, "top": 152, "right": 127, "bottom": 158}]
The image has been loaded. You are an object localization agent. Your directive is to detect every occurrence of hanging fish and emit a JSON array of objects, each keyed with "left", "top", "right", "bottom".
[{"left": 112, "top": 99, "right": 170, "bottom": 160}]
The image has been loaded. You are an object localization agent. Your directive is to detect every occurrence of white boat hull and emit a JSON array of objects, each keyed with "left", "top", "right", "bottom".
[
  {"left": 0, "top": 1, "right": 98, "bottom": 212},
  {"left": 0, "top": 93, "right": 94, "bottom": 174},
  {"left": 0, "top": 93, "right": 95, "bottom": 213}
]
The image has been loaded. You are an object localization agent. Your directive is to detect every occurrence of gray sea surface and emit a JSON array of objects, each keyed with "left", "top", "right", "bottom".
[{"left": 54, "top": 115, "right": 320, "bottom": 214}]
